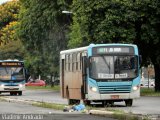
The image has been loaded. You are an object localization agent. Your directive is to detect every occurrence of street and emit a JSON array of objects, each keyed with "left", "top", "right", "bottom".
[
  {"left": 0, "top": 90, "right": 67, "bottom": 104},
  {"left": 0, "top": 101, "right": 116, "bottom": 120},
  {"left": 1, "top": 89, "right": 160, "bottom": 115}
]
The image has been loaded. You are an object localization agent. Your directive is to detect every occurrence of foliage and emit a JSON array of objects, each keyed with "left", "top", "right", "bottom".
[
  {"left": 68, "top": 16, "right": 83, "bottom": 48},
  {"left": 70, "top": 0, "right": 160, "bottom": 91},
  {"left": 0, "top": 0, "right": 20, "bottom": 29},
  {"left": 70, "top": 0, "right": 155, "bottom": 44},
  {"left": 18, "top": 0, "right": 72, "bottom": 78},
  {"left": 0, "top": 39, "right": 24, "bottom": 60},
  {"left": 0, "top": 0, "right": 24, "bottom": 60},
  {"left": 26, "top": 85, "right": 60, "bottom": 91},
  {"left": 141, "top": 88, "right": 160, "bottom": 96},
  {"left": 0, "top": 21, "right": 18, "bottom": 45}
]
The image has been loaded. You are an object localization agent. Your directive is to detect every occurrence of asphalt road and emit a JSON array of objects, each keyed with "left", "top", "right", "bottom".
[
  {"left": 0, "top": 101, "right": 116, "bottom": 120},
  {"left": 0, "top": 101, "right": 59, "bottom": 114},
  {"left": 0, "top": 90, "right": 67, "bottom": 104},
  {"left": 1, "top": 90, "right": 160, "bottom": 115}
]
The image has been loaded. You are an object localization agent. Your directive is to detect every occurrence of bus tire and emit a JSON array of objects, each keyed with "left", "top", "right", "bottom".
[
  {"left": 66, "top": 87, "right": 69, "bottom": 98},
  {"left": 125, "top": 99, "right": 133, "bottom": 107},
  {"left": 10, "top": 92, "right": 14, "bottom": 96},
  {"left": 18, "top": 91, "right": 22, "bottom": 96},
  {"left": 66, "top": 88, "right": 73, "bottom": 105},
  {"left": 68, "top": 99, "right": 74, "bottom": 105},
  {"left": 83, "top": 100, "right": 91, "bottom": 106},
  {"left": 104, "top": 101, "right": 114, "bottom": 107}
]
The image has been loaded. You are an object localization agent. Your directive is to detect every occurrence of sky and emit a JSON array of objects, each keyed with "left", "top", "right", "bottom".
[{"left": 0, "top": 0, "right": 10, "bottom": 5}]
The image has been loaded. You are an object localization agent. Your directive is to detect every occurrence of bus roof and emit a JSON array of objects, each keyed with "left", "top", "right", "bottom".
[
  {"left": 60, "top": 46, "right": 88, "bottom": 55},
  {"left": 60, "top": 43, "right": 137, "bottom": 55},
  {"left": 0, "top": 59, "right": 24, "bottom": 62},
  {"left": 92, "top": 43, "right": 137, "bottom": 47}
]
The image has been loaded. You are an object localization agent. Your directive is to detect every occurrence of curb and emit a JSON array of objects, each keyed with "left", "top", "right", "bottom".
[
  {"left": 1, "top": 97, "right": 159, "bottom": 120},
  {"left": 0, "top": 97, "right": 38, "bottom": 105},
  {"left": 0, "top": 97, "right": 114, "bottom": 116},
  {"left": 89, "top": 110, "right": 114, "bottom": 115}
]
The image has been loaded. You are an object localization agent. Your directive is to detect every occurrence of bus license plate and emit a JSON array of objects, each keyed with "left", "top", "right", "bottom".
[
  {"left": 9, "top": 87, "right": 15, "bottom": 90},
  {"left": 111, "top": 95, "right": 119, "bottom": 99}
]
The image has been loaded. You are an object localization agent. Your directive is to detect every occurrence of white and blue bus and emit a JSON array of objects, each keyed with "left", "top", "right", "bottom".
[
  {"left": 0, "top": 60, "right": 26, "bottom": 95},
  {"left": 60, "top": 44, "right": 141, "bottom": 106}
]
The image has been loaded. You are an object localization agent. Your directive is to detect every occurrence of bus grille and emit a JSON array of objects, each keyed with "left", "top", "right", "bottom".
[
  {"left": 98, "top": 85, "right": 131, "bottom": 94},
  {"left": 4, "top": 88, "right": 19, "bottom": 90},
  {"left": 5, "top": 85, "right": 19, "bottom": 86}
]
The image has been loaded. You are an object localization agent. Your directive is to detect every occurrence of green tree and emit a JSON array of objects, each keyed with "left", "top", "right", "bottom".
[
  {"left": 0, "top": 0, "right": 24, "bottom": 60},
  {"left": 18, "top": 0, "right": 72, "bottom": 78},
  {"left": 0, "top": 0, "right": 20, "bottom": 29},
  {"left": 0, "top": 39, "right": 24, "bottom": 60},
  {"left": 68, "top": 16, "right": 83, "bottom": 48},
  {"left": 70, "top": 0, "right": 160, "bottom": 91},
  {"left": 0, "top": 21, "right": 18, "bottom": 45}
]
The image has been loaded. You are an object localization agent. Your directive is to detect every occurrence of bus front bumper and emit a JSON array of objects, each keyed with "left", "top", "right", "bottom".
[
  {"left": 86, "top": 89, "right": 140, "bottom": 101},
  {"left": 0, "top": 84, "right": 25, "bottom": 92}
]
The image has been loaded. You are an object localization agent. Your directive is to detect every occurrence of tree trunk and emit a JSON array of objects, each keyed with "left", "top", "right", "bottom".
[{"left": 154, "top": 64, "right": 160, "bottom": 92}]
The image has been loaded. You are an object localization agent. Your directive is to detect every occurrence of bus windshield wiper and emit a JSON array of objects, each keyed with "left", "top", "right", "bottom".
[
  {"left": 5, "top": 67, "right": 9, "bottom": 74},
  {"left": 101, "top": 56, "right": 111, "bottom": 73}
]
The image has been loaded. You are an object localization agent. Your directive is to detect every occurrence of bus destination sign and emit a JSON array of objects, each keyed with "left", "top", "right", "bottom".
[
  {"left": 93, "top": 46, "right": 134, "bottom": 55},
  {"left": 0, "top": 62, "right": 23, "bottom": 66}
]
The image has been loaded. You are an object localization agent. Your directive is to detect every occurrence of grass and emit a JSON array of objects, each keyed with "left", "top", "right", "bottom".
[
  {"left": 87, "top": 106, "right": 150, "bottom": 120},
  {"left": 102, "top": 108, "right": 150, "bottom": 120},
  {"left": 111, "top": 113, "right": 151, "bottom": 120},
  {"left": 32, "top": 101, "right": 65, "bottom": 110},
  {"left": 140, "top": 88, "right": 160, "bottom": 96},
  {"left": 26, "top": 85, "right": 60, "bottom": 91},
  {"left": 26, "top": 85, "right": 160, "bottom": 97}
]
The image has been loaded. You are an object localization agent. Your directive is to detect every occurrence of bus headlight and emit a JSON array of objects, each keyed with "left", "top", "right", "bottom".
[
  {"left": 19, "top": 84, "right": 23, "bottom": 87},
  {"left": 133, "top": 86, "right": 139, "bottom": 91},
  {"left": 91, "top": 87, "right": 97, "bottom": 92},
  {"left": 0, "top": 84, "right": 4, "bottom": 87}
]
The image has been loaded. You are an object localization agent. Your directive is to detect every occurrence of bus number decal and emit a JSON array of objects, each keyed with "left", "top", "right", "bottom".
[
  {"left": 98, "top": 73, "right": 114, "bottom": 79},
  {"left": 115, "top": 73, "right": 128, "bottom": 78}
]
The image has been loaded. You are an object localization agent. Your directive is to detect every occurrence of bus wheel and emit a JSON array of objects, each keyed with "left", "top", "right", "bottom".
[
  {"left": 10, "top": 92, "right": 14, "bottom": 96},
  {"left": 108, "top": 101, "right": 114, "bottom": 107},
  {"left": 18, "top": 91, "right": 22, "bottom": 96},
  {"left": 69, "top": 99, "right": 80, "bottom": 105},
  {"left": 102, "top": 101, "right": 113, "bottom": 107},
  {"left": 68, "top": 99, "right": 74, "bottom": 105},
  {"left": 66, "top": 88, "right": 72, "bottom": 105},
  {"left": 125, "top": 99, "right": 133, "bottom": 107},
  {"left": 83, "top": 100, "right": 91, "bottom": 106}
]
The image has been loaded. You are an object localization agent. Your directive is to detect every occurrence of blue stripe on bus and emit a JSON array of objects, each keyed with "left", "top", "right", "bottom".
[{"left": 87, "top": 44, "right": 139, "bottom": 56}]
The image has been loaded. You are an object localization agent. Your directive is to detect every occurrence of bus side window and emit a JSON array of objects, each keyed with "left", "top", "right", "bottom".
[
  {"left": 76, "top": 53, "right": 79, "bottom": 71},
  {"left": 70, "top": 54, "right": 73, "bottom": 71},
  {"left": 80, "top": 53, "right": 82, "bottom": 70},
  {"left": 72, "top": 54, "right": 74, "bottom": 71},
  {"left": 72, "top": 53, "right": 77, "bottom": 72},
  {"left": 65, "top": 55, "right": 68, "bottom": 71},
  {"left": 68, "top": 54, "right": 70, "bottom": 71}
]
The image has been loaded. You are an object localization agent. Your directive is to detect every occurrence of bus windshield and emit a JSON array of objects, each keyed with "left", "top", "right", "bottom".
[
  {"left": 0, "top": 67, "right": 25, "bottom": 80},
  {"left": 89, "top": 55, "right": 138, "bottom": 79}
]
